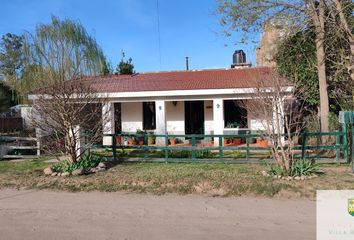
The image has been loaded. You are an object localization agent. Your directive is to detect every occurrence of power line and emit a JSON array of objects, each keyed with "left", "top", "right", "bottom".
[{"left": 156, "top": 0, "right": 162, "bottom": 68}]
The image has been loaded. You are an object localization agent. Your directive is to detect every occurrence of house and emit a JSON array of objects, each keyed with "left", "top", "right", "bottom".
[
  {"left": 28, "top": 52, "right": 293, "bottom": 147},
  {"left": 85, "top": 67, "right": 292, "bottom": 146}
]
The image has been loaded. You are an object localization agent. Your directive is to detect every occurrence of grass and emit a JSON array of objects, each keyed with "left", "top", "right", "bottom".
[{"left": 0, "top": 157, "right": 353, "bottom": 199}]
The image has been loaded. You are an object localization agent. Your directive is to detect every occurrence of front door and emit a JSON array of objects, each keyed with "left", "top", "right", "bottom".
[{"left": 185, "top": 101, "right": 204, "bottom": 135}]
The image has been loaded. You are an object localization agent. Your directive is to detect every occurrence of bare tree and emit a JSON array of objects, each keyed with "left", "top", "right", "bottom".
[
  {"left": 329, "top": 0, "right": 354, "bottom": 82},
  {"left": 242, "top": 72, "right": 307, "bottom": 173},
  {"left": 217, "top": 0, "right": 354, "bottom": 133},
  {"left": 30, "top": 80, "right": 108, "bottom": 163}
]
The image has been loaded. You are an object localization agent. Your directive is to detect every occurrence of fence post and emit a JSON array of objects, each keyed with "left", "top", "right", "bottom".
[
  {"left": 343, "top": 124, "right": 348, "bottom": 162},
  {"left": 301, "top": 132, "right": 307, "bottom": 159},
  {"left": 191, "top": 136, "right": 196, "bottom": 161},
  {"left": 143, "top": 134, "right": 148, "bottom": 159},
  {"left": 335, "top": 131, "right": 340, "bottom": 162},
  {"left": 352, "top": 125, "right": 354, "bottom": 172},
  {"left": 164, "top": 135, "right": 168, "bottom": 163},
  {"left": 218, "top": 136, "right": 223, "bottom": 160},
  {"left": 112, "top": 135, "right": 117, "bottom": 162},
  {"left": 246, "top": 131, "right": 250, "bottom": 161}
]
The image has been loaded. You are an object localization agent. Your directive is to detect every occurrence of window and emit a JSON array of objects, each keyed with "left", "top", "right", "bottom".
[
  {"left": 224, "top": 100, "right": 248, "bottom": 128},
  {"left": 143, "top": 102, "right": 156, "bottom": 130}
]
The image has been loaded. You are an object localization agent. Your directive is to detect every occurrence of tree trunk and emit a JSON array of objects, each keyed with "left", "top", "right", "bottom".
[
  {"left": 309, "top": 0, "right": 330, "bottom": 134},
  {"left": 332, "top": 0, "right": 354, "bottom": 82}
]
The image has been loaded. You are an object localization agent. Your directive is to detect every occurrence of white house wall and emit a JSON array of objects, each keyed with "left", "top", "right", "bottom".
[
  {"left": 204, "top": 100, "right": 213, "bottom": 134},
  {"left": 121, "top": 102, "right": 143, "bottom": 132},
  {"left": 120, "top": 100, "right": 271, "bottom": 134},
  {"left": 166, "top": 101, "right": 184, "bottom": 134}
]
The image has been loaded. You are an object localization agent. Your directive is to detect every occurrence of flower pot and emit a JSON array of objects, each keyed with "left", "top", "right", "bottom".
[
  {"left": 115, "top": 136, "right": 122, "bottom": 145},
  {"left": 258, "top": 140, "right": 268, "bottom": 147},
  {"left": 224, "top": 138, "right": 231, "bottom": 145},
  {"left": 169, "top": 139, "right": 176, "bottom": 145},
  {"left": 148, "top": 137, "right": 155, "bottom": 145},
  {"left": 138, "top": 139, "right": 144, "bottom": 145},
  {"left": 128, "top": 138, "right": 135, "bottom": 145},
  {"left": 232, "top": 138, "right": 242, "bottom": 145}
]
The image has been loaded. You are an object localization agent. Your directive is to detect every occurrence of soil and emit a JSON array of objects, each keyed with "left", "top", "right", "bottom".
[{"left": 0, "top": 189, "right": 315, "bottom": 240}]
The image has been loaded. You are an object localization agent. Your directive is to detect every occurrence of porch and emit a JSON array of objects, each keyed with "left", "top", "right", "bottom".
[{"left": 102, "top": 99, "right": 266, "bottom": 147}]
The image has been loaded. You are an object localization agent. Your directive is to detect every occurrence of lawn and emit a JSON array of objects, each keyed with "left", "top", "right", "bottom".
[{"left": 0, "top": 158, "right": 353, "bottom": 199}]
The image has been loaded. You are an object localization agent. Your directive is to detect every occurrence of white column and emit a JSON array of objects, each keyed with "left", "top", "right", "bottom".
[
  {"left": 102, "top": 101, "right": 115, "bottom": 146},
  {"left": 155, "top": 100, "right": 166, "bottom": 145},
  {"left": 35, "top": 128, "right": 41, "bottom": 156},
  {"left": 213, "top": 99, "right": 224, "bottom": 146},
  {"left": 272, "top": 97, "right": 285, "bottom": 145},
  {"left": 71, "top": 125, "right": 85, "bottom": 159}
]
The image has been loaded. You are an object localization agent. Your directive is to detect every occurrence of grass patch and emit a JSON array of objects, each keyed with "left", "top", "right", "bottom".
[{"left": 0, "top": 159, "right": 354, "bottom": 199}]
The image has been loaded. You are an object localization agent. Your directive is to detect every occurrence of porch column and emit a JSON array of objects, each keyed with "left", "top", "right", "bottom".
[
  {"left": 213, "top": 99, "right": 224, "bottom": 147},
  {"left": 272, "top": 98, "right": 285, "bottom": 144},
  {"left": 155, "top": 100, "right": 166, "bottom": 145},
  {"left": 102, "top": 101, "right": 115, "bottom": 146},
  {"left": 70, "top": 125, "right": 85, "bottom": 159}
]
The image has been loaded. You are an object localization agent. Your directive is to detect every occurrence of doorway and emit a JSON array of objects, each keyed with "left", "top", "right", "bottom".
[{"left": 185, "top": 101, "right": 204, "bottom": 135}]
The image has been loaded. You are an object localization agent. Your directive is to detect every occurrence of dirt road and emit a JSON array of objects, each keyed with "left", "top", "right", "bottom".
[{"left": 0, "top": 189, "right": 315, "bottom": 240}]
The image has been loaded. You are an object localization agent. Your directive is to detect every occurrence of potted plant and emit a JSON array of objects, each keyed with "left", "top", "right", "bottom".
[
  {"left": 232, "top": 138, "right": 242, "bottom": 145},
  {"left": 115, "top": 135, "right": 122, "bottom": 145},
  {"left": 136, "top": 129, "right": 145, "bottom": 145},
  {"left": 147, "top": 133, "right": 156, "bottom": 145},
  {"left": 169, "top": 137, "right": 176, "bottom": 145},
  {"left": 257, "top": 136, "right": 268, "bottom": 147},
  {"left": 128, "top": 137, "right": 135, "bottom": 145},
  {"left": 224, "top": 137, "right": 232, "bottom": 145}
]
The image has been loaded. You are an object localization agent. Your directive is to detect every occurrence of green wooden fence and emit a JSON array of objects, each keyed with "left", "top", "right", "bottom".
[{"left": 90, "top": 130, "right": 349, "bottom": 163}]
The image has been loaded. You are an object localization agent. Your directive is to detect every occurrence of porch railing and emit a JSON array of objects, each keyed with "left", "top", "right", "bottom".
[{"left": 88, "top": 131, "right": 349, "bottom": 163}]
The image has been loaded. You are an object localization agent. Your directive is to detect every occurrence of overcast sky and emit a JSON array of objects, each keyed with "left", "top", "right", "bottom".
[{"left": 0, "top": 0, "right": 259, "bottom": 72}]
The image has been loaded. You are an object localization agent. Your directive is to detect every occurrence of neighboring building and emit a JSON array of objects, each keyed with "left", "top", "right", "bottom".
[{"left": 256, "top": 22, "right": 289, "bottom": 67}]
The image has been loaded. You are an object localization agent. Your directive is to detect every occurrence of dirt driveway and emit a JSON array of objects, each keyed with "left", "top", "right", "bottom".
[{"left": 0, "top": 189, "right": 315, "bottom": 240}]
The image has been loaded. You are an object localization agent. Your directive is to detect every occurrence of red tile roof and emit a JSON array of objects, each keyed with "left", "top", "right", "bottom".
[{"left": 85, "top": 67, "right": 288, "bottom": 93}]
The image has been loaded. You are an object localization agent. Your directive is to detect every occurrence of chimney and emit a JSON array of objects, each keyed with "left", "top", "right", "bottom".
[
  {"left": 185, "top": 57, "right": 189, "bottom": 71},
  {"left": 231, "top": 50, "right": 252, "bottom": 68}
]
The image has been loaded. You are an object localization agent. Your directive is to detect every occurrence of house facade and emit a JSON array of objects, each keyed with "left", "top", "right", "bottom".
[{"left": 83, "top": 67, "right": 292, "bottom": 146}]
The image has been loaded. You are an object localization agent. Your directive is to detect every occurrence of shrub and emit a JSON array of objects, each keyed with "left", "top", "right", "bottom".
[
  {"left": 266, "top": 159, "right": 323, "bottom": 177},
  {"left": 52, "top": 154, "right": 103, "bottom": 173},
  {"left": 291, "top": 159, "right": 323, "bottom": 176},
  {"left": 266, "top": 164, "right": 286, "bottom": 176}
]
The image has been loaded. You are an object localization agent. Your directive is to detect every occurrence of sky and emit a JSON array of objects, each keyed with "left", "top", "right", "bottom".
[{"left": 0, "top": 0, "right": 259, "bottom": 73}]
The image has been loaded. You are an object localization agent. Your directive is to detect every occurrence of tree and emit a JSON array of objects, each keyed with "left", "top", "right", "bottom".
[
  {"left": 275, "top": 26, "right": 353, "bottom": 112},
  {"left": 330, "top": 0, "right": 354, "bottom": 81},
  {"left": 30, "top": 81, "right": 108, "bottom": 163},
  {"left": 101, "top": 57, "right": 113, "bottom": 76},
  {"left": 0, "top": 33, "right": 24, "bottom": 79},
  {"left": 216, "top": 0, "right": 353, "bottom": 134},
  {"left": 23, "top": 16, "right": 109, "bottom": 162},
  {"left": 0, "top": 82, "right": 16, "bottom": 113},
  {"left": 115, "top": 51, "right": 135, "bottom": 75},
  {"left": 0, "top": 33, "right": 24, "bottom": 103},
  {"left": 23, "top": 16, "right": 107, "bottom": 88},
  {"left": 275, "top": 30, "right": 319, "bottom": 109},
  {"left": 241, "top": 72, "right": 307, "bottom": 174}
]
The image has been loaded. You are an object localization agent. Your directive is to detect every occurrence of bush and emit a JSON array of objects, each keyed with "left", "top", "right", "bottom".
[
  {"left": 291, "top": 159, "right": 323, "bottom": 176},
  {"left": 266, "top": 164, "right": 286, "bottom": 176},
  {"left": 52, "top": 154, "right": 103, "bottom": 173},
  {"left": 156, "top": 150, "right": 214, "bottom": 159},
  {"left": 266, "top": 159, "right": 323, "bottom": 177}
]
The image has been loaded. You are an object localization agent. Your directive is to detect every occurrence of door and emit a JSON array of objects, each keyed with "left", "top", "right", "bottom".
[{"left": 185, "top": 101, "right": 204, "bottom": 135}]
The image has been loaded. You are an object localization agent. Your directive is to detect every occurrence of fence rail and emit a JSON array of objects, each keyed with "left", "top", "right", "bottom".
[{"left": 88, "top": 131, "right": 349, "bottom": 163}]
